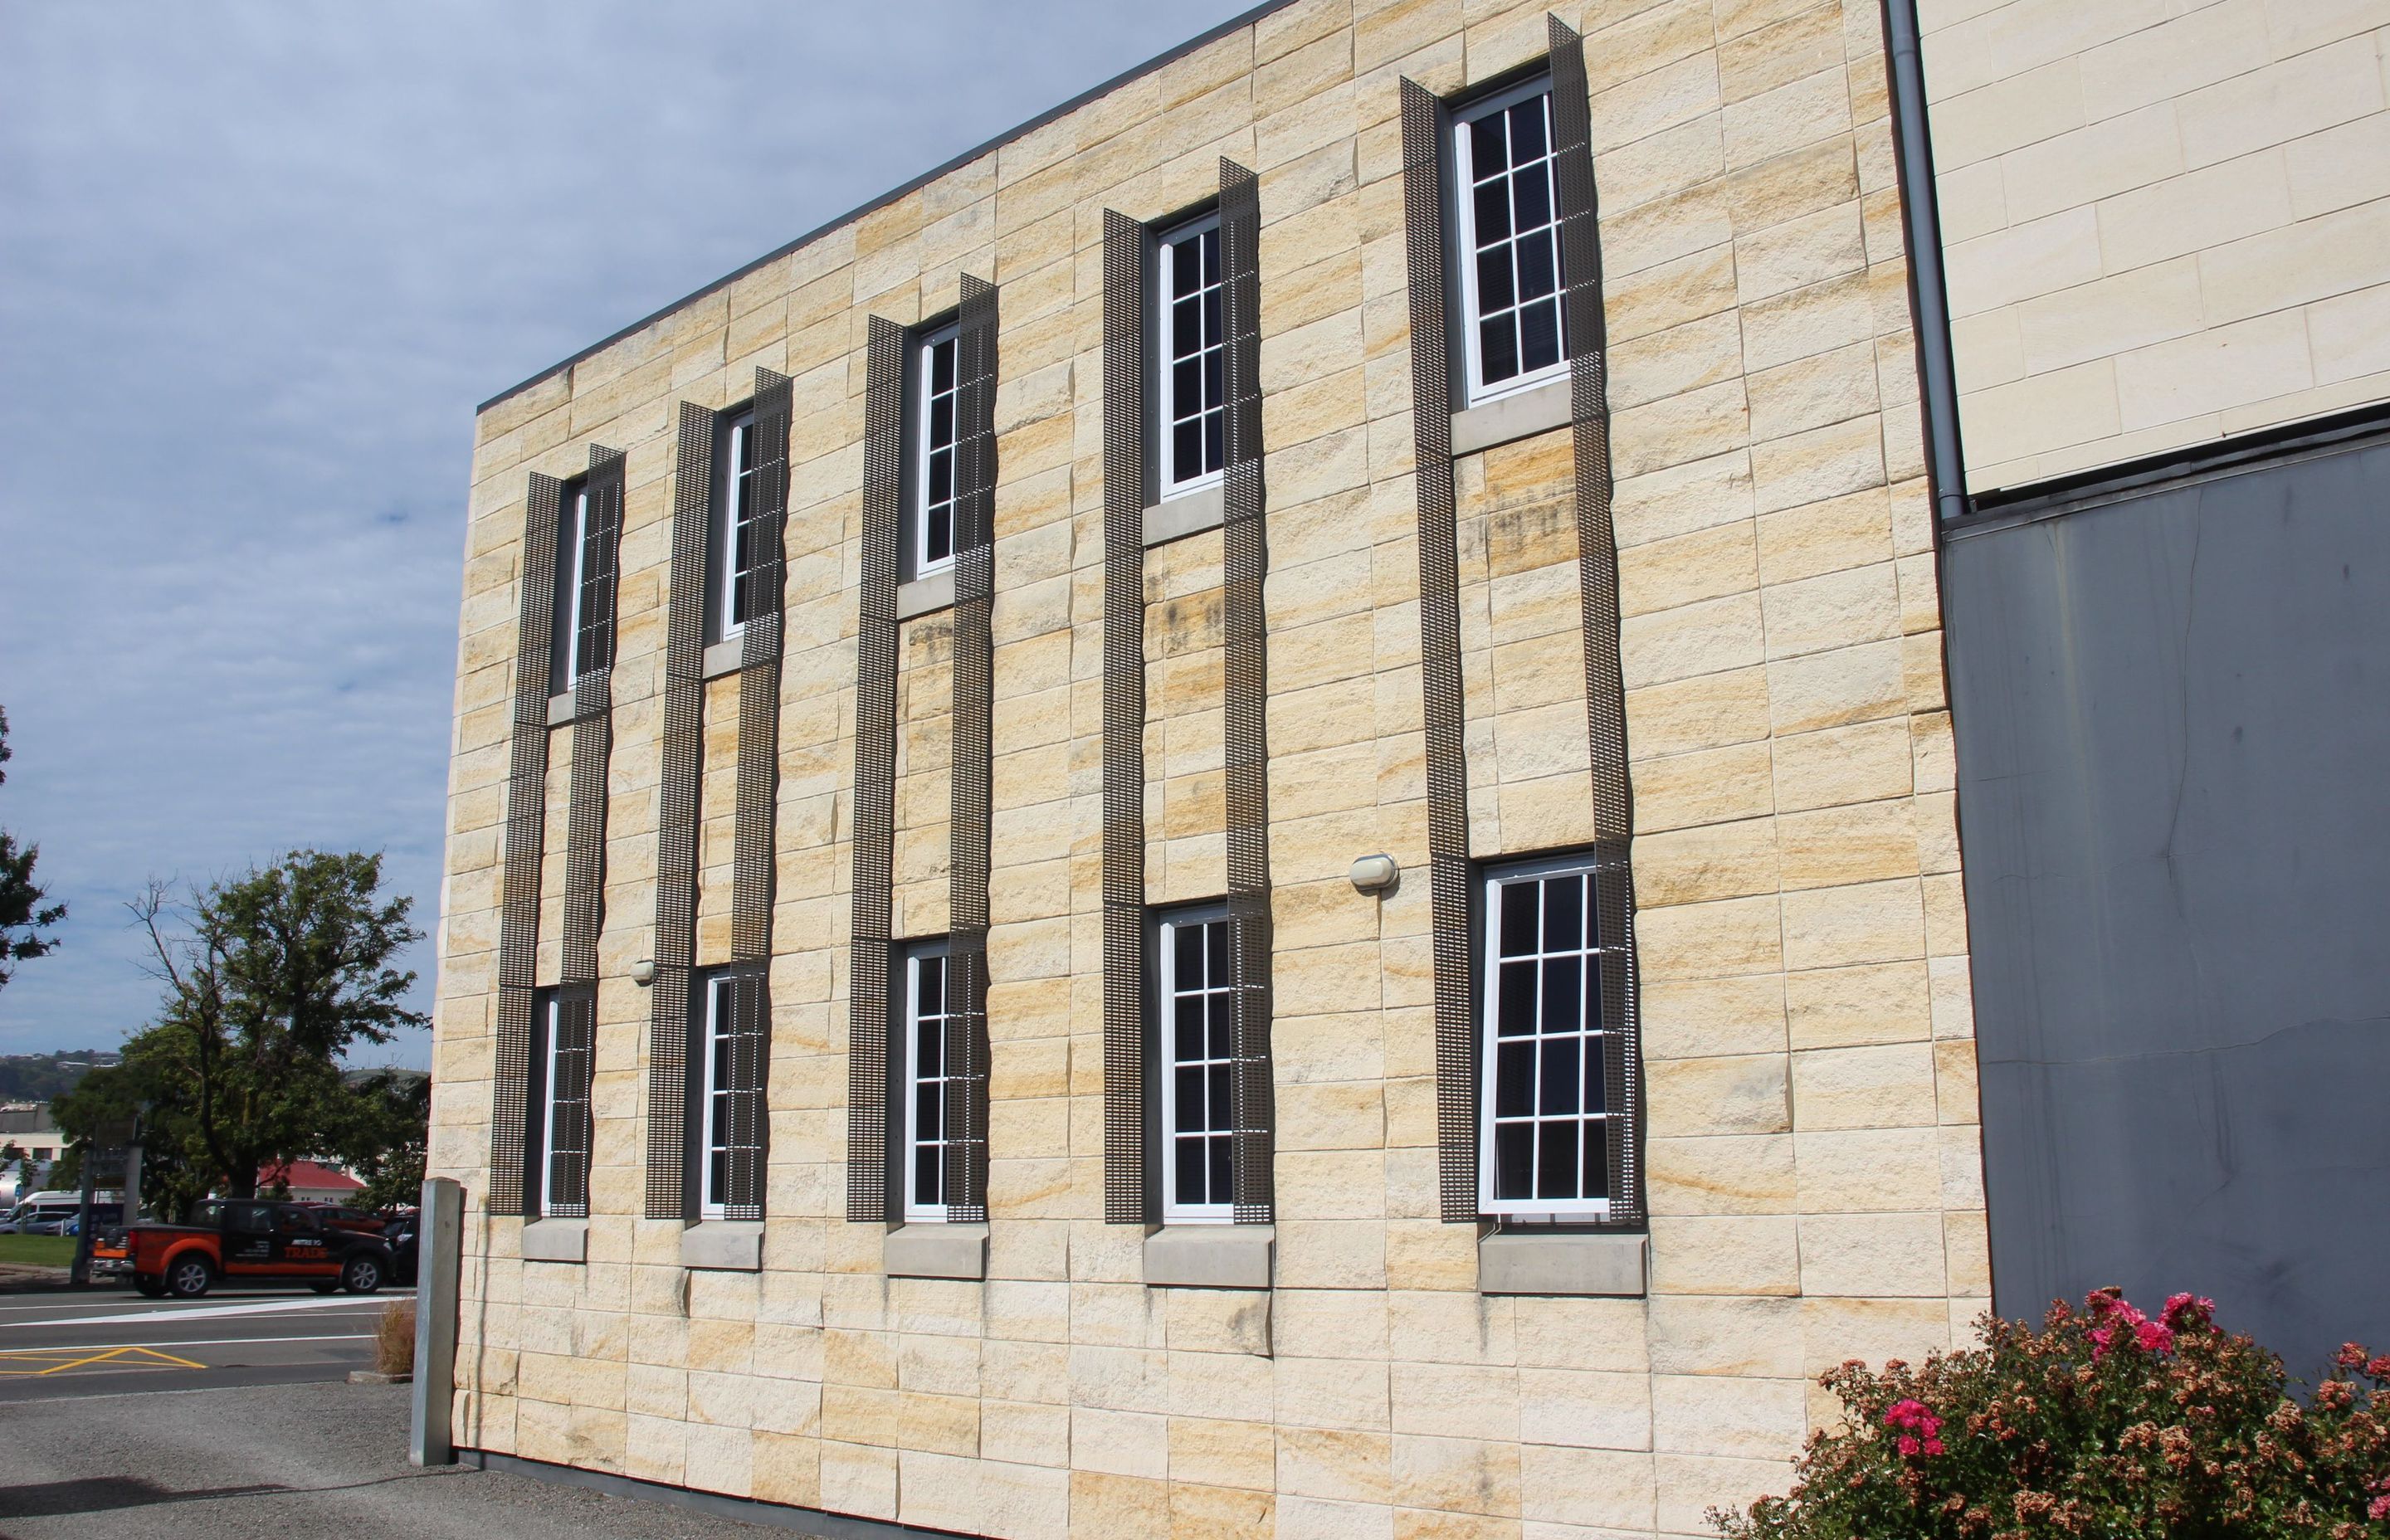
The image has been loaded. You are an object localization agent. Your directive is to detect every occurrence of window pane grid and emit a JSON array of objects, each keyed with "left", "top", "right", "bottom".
[
  {"left": 1482, "top": 868, "right": 1614, "bottom": 1213},
  {"left": 569, "top": 487, "right": 615, "bottom": 680},
  {"left": 1161, "top": 222, "right": 1226, "bottom": 490},
  {"left": 918, "top": 332, "right": 959, "bottom": 572},
  {"left": 906, "top": 953, "right": 955, "bottom": 1220},
  {"left": 1462, "top": 86, "right": 1565, "bottom": 397},
  {"left": 704, "top": 973, "right": 766, "bottom": 1218},
  {"left": 1163, "top": 915, "right": 1245, "bottom": 1216},
  {"left": 543, "top": 993, "right": 594, "bottom": 1219}
]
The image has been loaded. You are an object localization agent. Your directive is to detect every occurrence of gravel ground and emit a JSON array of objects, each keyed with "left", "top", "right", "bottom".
[{"left": 0, "top": 1379, "right": 820, "bottom": 1540}]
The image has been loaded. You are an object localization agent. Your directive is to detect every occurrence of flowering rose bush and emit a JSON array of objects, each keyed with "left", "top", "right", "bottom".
[{"left": 1711, "top": 1289, "right": 2390, "bottom": 1539}]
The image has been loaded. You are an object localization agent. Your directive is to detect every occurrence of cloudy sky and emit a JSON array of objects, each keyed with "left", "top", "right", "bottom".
[{"left": 0, "top": 0, "right": 1256, "bottom": 1067}]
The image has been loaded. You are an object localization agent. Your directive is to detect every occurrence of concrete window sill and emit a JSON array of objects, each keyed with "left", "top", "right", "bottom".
[
  {"left": 545, "top": 691, "right": 576, "bottom": 728},
  {"left": 701, "top": 637, "right": 744, "bottom": 680},
  {"left": 520, "top": 1217, "right": 587, "bottom": 1265},
  {"left": 1478, "top": 1230, "right": 1646, "bottom": 1296},
  {"left": 680, "top": 1221, "right": 763, "bottom": 1273},
  {"left": 882, "top": 1223, "right": 988, "bottom": 1280},
  {"left": 1144, "top": 483, "right": 1225, "bottom": 548},
  {"left": 1144, "top": 1224, "right": 1272, "bottom": 1289},
  {"left": 1451, "top": 378, "right": 1572, "bottom": 458},
  {"left": 897, "top": 569, "right": 954, "bottom": 620}
]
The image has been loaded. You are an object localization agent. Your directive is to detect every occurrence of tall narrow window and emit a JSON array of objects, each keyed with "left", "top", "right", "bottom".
[
  {"left": 1453, "top": 79, "right": 1565, "bottom": 404},
  {"left": 901, "top": 941, "right": 954, "bottom": 1221},
  {"left": 535, "top": 987, "right": 595, "bottom": 1219},
  {"left": 1156, "top": 904, "right": 1244, "bottom": 1221},
  {"left": 915, "top": 322, "right": 961, "bottom": 576},
  {"left": 549, "top": 475, "right": 618, "bottom": 693},
  {"left": 698, "top": 967, "right": 768, "bottom": 1220},
  {"left": 1156, "top": 212, "right": 1225, "bottom": 496},
  {"left": 1479, "top": 855, "right": 1614, "bottom": 1218},
  {"left": 716, "top": 407, "right": 763, "bottom": 638}
]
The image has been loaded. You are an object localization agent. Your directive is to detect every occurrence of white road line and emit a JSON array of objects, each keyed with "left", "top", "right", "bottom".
[
  {"left": 12, "top": 1296, "right": 393, "bottom": 1330},
  {"left": 5, "top": 1333, "right": 375, "bottom": 1352}
]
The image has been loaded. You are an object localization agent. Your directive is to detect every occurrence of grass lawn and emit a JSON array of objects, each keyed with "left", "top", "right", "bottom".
[{"left": 0, "top": 1234, "right": 76, "bottom": 1268}]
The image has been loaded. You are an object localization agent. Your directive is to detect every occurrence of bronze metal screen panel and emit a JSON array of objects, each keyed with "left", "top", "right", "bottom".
[
  {"left": 490, "top": 472, "right": 563, "bottom": 1216},
  {"left": 733, "top": 368, "right": 792, "bottom": 964},
  {"left": 1101, "top": 210, "right": 1151, "bottom": 1225},
  {"left": 1399, "top": 79, "right": 1481, "bottom": 1224},
  {"left": 1549, "top": 16, "right": 1644, "bottom": 1223},
  {"left": 943, "top": 275, "right": 1000, "bottom": 1223},
  {"left": 646, "top": 403, "right": 715, "bottom": 1217},
  {"left": 1218, "top": 159, "right": 1275, "bottom": 1226},
  {"left": 846, "top": 316, "right": 905, "bottom": 1223},
  {"left": 545, "top": 987, "right": 597, "bottom": 1218},
  {"left": 562, "top": 445, "right": 624, "bottom": 987},
  {"left": 722, "top": 967, "right": 770, "bottom": 1220}
]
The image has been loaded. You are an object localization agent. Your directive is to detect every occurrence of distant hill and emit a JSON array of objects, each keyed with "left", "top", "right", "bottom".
[{"left": 0, "top": 1051, "right": 123, "bottom": 1102}]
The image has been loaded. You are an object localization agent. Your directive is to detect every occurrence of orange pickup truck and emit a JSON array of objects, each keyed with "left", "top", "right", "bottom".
[{"left": 91, "top": 1198, "right": 397, "bottom": 1299}]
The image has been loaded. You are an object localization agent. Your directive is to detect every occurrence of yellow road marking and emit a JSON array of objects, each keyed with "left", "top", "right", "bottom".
[{"left": 0, "top": 1344, "right": 207, "bottom": 1377}]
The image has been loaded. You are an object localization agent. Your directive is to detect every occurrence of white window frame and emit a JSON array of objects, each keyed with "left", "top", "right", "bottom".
[
  {"left": 1477, "top": 854, "right": 1612, "bottom": 1221},
  {"left": 536, "top": 992, "right": 564, "bottom": 1216},
  {"left": 538, "top": 987, "right": 593, "bottom": 1219},
  {"left": 1451, "top": 76, "right": 1568, "bottom": 407},
  {"left": 902, "top": 944, "right": 954, "bottom": 1223},
  {"left": 1157, "top": 905, "right": 1235, "bottom": 1224},
  {"left": 715, "top": 407, "right": 760, "bottom": 641},
  {"left": 562, "top": 481, "right": 594, "bottom": 681},
  {"left": 914, "top": 321, "right": 963, "bottom": 578},
  {"left": 1154, "top": 211, "right": 1226, "bottom": 501},
  {"left": 700, "top": 973, "right": 734, "bottom": 1220}
]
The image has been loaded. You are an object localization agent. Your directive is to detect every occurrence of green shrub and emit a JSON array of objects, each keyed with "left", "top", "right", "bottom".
[{"left": 1712, "top": 1289, "right": 2390, "bottom": 1540}]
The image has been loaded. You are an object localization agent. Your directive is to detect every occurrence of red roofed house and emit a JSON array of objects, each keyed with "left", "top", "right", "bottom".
[{"left": 256, "top": 1160, "right": 363, "bottom": 1205}]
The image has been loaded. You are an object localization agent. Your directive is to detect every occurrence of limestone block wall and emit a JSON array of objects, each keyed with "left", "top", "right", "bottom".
[
  {"left": 1924, "top": 0, "right": 2390, "bottom": 490},
  {"left": 429, "top": 1, "right": 1987, "bottom": 1535}
]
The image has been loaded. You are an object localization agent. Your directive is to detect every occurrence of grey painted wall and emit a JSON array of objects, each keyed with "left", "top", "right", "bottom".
[{"left": 1944, "top": 435, "right": 2390, "bottom": 1382}]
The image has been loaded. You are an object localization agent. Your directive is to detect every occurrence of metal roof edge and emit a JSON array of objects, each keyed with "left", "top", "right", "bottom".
[{"left": 476, "top": 0, "right": 1303, "bottom": 417}]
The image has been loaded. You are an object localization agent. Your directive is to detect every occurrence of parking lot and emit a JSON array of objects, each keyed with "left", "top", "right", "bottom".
[
  {"left": 0, "top": 1284, "right": 386, "bottom": 1401},
  {"left": 0, "top": 1377, "right": 802, "bottom": 1540}
]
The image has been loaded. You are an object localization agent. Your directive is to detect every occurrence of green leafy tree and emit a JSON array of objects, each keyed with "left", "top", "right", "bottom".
[
  {"left": 85, "top": 850, "right": 425, "bottom": 1201},
  {"left": 0, "top": 706, "right": 68, "bottom": 991},
  {"left": 336, "top": 1070, "right": 429, "bottom": 1210}
]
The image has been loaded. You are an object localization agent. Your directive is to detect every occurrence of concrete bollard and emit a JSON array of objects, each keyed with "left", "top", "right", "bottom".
[{"left": 407, "top": 1177, "right": 463, "bottom": 1467}]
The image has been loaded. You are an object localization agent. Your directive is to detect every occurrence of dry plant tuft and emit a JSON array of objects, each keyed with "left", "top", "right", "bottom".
[{"left": 376, "top": 1299, "right": 416, "bottom": 1377}]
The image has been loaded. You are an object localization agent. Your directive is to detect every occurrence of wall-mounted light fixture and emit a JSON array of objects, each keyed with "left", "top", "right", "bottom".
[
  {"left": 1349, "top": 854, "right": 1399, "bottom": 894},
  {"left": 630, "top": 958, "right": 656, "bottom": 987}
]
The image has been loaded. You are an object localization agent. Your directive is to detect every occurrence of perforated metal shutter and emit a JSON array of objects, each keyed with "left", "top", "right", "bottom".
[
  {"left": 545, "top": 987, "right": 597, "bottom": 1218},
  {"left": 490, "top": 472, "right": 563, "bottom": 1217},
  {"left": 943, "top": 275, "right": 1001, "bottom": 1224},
  {"left": 721, "top": 967, "right": 770, "bottom": 1221},
  {"left": 846, "top": 317, "right": 906, "bottom": 1224},
  {"left": 1549, "top": 15, "right": 1644, "bottom": 1224},
  {"left": 733, "top": 369, "right": 792, "bottom": 964},
  {"left": 647, "top": 404, "right": 715, "bottom": 1218},
  {"left": 1397, "top": 80, "right": 1482, "bottom": 1224},
  {"left": 1100, "top": 211, "right": 1151, "bottom": 1225},
  {"left": 1217, "top": 159, "right": 1276, "bottom": 1226},
  {"left": 562, "top": 445, "right": 623, "bottom": 988}
]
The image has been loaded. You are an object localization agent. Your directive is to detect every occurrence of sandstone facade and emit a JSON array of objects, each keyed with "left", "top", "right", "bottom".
[{"left": 433, "top": 1, "right": 1986, "bottom": 1533}]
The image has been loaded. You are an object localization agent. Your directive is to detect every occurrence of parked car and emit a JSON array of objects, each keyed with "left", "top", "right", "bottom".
[
  {"left": 0, "top": 1192, "right": 118, "bottom": 1235},
  {"left": 300, "top": 1203, "right": 386, "bottom": 1235},
  {"left": 57, "top": 1203, "right": 124, "bottom": 1236},
  {"left": 90, "top": 1199, "right": 398, "bottom": 1299}
]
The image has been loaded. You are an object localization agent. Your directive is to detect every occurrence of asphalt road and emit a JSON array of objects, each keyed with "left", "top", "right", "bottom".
[
  {"left": 0, "top": 1378, "right": 806, "bottom": 1540},
  {"left": 0, "top": 1284, "right": 388, "bottom": 1401}
]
